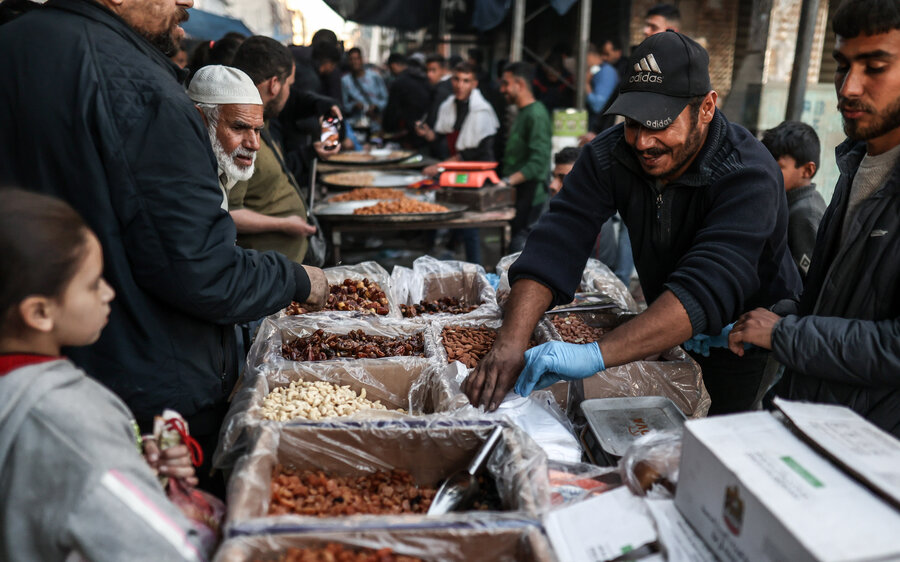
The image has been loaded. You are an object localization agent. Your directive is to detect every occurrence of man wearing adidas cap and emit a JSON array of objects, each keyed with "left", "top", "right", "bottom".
[{"left": 464, "top": 31, "right": 802, "bottom": 415}]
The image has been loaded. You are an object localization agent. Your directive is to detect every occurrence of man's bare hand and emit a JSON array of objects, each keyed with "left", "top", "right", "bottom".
[
  {"left": 729, "top": 308, "right": 780, "bottom": 356},
  {"left": 313, "top": 140, "right": 341, "bottom": 160},
  {"left": 143, "top": 439, "right": 199, "bottom": 487},
  {"left": 280, "top": 215, "right": 317, "bottom": 237},
  {"left": 461, "top": 341, "right": 527, "bottom": 411},
  {"left": 329, "top": 105, "right": 343, "bottom": 121},
  {"left": 301, "top": 265, "right": 329, "bottom": 310}
]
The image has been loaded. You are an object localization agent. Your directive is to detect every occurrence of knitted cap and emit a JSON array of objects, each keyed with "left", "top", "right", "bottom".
[{"left": 188, "top": 65, "right": 262, "bottom": 105}]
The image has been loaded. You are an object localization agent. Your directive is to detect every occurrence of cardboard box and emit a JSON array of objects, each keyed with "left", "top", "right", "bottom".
[
  {"left": 213, "top": 523, "right": 556, "bottom": 562},
  {"left": 435, "top": 184, "right": 515, "bottom": 211},
  {"left": 675, "top": 409, "right": 900, "bottom": 562},
  {"left": 226, "top": 421, "right": 549, "bottom": 534},
  {"left": 213, "top": 359, "right": 439, "bottom": 470}
]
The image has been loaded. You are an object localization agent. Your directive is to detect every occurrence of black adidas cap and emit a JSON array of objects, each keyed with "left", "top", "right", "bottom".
[{"left": 605, "top": 31, "right": 711, "bottom": 130}]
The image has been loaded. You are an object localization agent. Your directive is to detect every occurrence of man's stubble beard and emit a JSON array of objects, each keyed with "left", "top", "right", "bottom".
[
  {"left": 842, "top": 94, "right": 900, "bottom": 142},
  {"left": 137, "top": 8, "right": 189, "bottom": 57}
]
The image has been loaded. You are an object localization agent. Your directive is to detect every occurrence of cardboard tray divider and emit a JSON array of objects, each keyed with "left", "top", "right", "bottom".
[
  {"left": 214, "top": 522, "right": 556, "bottom": 562},
  {"left": 225, "top": 420, "right": 551, "bottom": 536}
]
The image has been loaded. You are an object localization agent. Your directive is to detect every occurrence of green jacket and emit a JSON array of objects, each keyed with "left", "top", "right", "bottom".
[{"left": 503, "top": 101, "right": 552, "bottom": 206}]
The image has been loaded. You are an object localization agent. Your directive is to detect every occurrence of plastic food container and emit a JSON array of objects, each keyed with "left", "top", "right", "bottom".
[{"left": 579, "top": 396, "right": 686, "bottom": 466}]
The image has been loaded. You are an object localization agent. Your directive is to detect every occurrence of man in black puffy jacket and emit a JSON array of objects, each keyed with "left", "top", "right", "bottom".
[
  {"left": 464, "top": 32, "right": 801, "bottom": 414},
  {"left": 731, "top": 0, "right": 900, "bottom": 438},
  {"left": 0, "top": 0, "right": 327, "bottom": 488}
]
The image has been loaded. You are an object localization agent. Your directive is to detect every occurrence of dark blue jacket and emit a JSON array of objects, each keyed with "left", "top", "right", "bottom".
[
  {"left": 774, "top": 139, "right": 900, "bottom": 438},
  {"left": 510, "top": 110, "right": 801, "bottom": 335},
  {"left": 0, "top": 0, "right": 310, "bottom": 426}
]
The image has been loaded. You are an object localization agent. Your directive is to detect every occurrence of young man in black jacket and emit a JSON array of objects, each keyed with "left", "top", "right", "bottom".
[
  {"left": 731, "top": 0, "right": 900, "bottom": 439},
  {"left": 0, "top": 0, "right": 327, "bottom": 492},
  {"left": 464, "top": 31, "right": 801, "bottom": 414}
]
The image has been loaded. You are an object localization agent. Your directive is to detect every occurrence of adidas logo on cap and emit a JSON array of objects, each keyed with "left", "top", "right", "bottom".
[{"left": 630, "top": 53, "right": 664, "bottom": 84}]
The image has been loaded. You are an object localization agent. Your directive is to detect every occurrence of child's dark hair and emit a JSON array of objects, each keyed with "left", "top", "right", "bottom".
[
  {"left": 555, "top": 146, "right": 581, "bottom": 166},
  {"left": 0, "top": 188, "right": 91, "bottom": 329},
  {"left": 761, "top": 121, "right": 820, "bottom": 174}
]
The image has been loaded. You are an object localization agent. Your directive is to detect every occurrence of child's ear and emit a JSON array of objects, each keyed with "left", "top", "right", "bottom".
[
  {"left": 802, "top": 161, "right": 817, "bottom": 180},
  {"left": 18, "top": 297, "right": 55, "bottom": 333}
]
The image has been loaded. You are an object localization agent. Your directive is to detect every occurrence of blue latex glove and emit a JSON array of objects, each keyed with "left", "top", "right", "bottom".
[
  {"left": 682, "top": 323, "right": 734, "bottom": 357},
  {"left": 515, "top": 341, "right": 606, "bottom": 397}
]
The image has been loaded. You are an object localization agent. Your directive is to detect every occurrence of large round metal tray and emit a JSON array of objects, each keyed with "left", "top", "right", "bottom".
[
  {"left": 326, "top": 148, "right": 416, "bottom": 166},
  {"left": 321, "top": 170, "right": 428, "bottom": 190},
  {"left": 314, "top": 201, "right": 467, "bottom": 222}
]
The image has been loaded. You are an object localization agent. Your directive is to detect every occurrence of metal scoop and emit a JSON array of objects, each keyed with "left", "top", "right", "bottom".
[{"left": 427, "top": 425, "right": 504, "bottom": 515}]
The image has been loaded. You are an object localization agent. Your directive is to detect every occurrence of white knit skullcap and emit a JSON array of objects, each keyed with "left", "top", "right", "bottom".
[{"left": 188, "top": 65, "right": 262, "bottom": 105}]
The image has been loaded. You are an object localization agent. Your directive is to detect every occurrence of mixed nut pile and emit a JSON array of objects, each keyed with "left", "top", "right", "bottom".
[
  {"left": 400, "top": 297, "right": 479, "bottom": 318},
  {"left": 260, "top": 380, "right": 403, "bottom": 422},
  {"left": 550, "top": 314, "right": 608, "bottom": 344},
  {"left": 281, "top": 330, "right": 424, "bottom": 362},
  {"left": 286, "top": 278, "right": 390, "bottom": 316},
  {"left": 257, "top": 544, "right": 422, "bottom": 562},
  {"left": 269, "top": 467, "right": 435, "bottom": 516},
  {"left": 441, "top": 325, "right": 535, "bottom": 369}
]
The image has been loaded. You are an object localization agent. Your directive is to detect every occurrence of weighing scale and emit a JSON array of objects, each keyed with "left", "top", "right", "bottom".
[{"left": 437, "top": 161, "right": 501, "bottom": 188}]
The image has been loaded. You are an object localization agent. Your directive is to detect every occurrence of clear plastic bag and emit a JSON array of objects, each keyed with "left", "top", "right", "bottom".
[
  {"left": 554, "top": 311, "right": 711, "bottom": 419},
  {"left": 278, "top": 261, "right": 401, "bottom": 319},
  {"left": 225, "top": 420, "right": 551, "bottom": 535},
  {"left": 430, "top": 362, "right": 582, "bottom": 464},
  {"left": 390, "top": 255, "right": 500, "bottom": 322},
  {"left": 546, "top": 459, "right": 622, "bottom": 507},
  {"left": 496, "top": 253, "right": 637, "bottom": 313},
  {"left": 245, "top": 315, "right": 432, "bottom": 375},
  {"left": 213, "top": 358, "right": 441, "bottom": 471},
  {"left": 213, "top": 523, "right": 556, "bottom": 562},
  {"left": 619, "top": 430, "right": 683, "bottom": 499}
]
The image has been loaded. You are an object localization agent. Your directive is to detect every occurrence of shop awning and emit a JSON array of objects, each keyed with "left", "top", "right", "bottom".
[
  {"left": 181, "top": 8, "right": 253, "bottom": 40},
  {"left": 322, "top": 0, "right": 439, "bottom": 31}
]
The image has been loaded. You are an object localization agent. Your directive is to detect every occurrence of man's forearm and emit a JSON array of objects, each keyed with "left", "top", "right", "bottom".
[
  {"left": 499, "top": 279, "right": 554, "bottom": 345},
  {"left": 230, "top": 209, "right": 286, "bottom": 234},
  {"left": 598, "top": 290, "right": 694, "bottom": 367}
]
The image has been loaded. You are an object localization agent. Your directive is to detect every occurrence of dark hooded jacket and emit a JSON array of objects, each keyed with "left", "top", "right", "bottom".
[
  {"left": 511, "top": 110, "right": 801, "bottom": 336},
  {"left": 773, "top": 139, "right": 900, "bottom": 438},
  {"left": 0, "top": 0, "right": 310, "bottom": 427}
]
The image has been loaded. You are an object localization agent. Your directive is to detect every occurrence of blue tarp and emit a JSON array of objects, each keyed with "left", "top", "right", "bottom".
[
  {"left": 473, "top": 0, "right": 579, "bottom": 31},
  {"left": 181, "top": 8, "right": 252, "bottom": 40}
]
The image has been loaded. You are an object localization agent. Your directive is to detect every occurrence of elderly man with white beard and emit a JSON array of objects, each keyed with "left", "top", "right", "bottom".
[{"left": 188, "top": 65, "right": 264, "bottom": 210}]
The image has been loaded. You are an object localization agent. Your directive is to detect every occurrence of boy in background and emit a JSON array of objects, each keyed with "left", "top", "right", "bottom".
[{"left": 762, "top": 121, "right": 827, "bottom": 280}]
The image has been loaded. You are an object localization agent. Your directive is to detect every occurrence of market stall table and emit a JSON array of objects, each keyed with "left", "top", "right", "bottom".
[{"left": 317, "top": 207, "right": 515, "bottom": 265}]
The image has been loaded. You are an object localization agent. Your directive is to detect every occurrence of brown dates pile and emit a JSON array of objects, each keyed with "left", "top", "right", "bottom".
[
  {"left": 256, "top": 544, "right": 422, "bottom": 562},
  {"left": 286, "top": 278, "right": 390, "bottom": 316},
  {"left": 400, "top": 297, "right": 478, "bottom": 318},
  {"left": 268, "top": 467, "right": 435, "bottom": 517},
  {"left": 281, "top": 330, "right": 424, "bottom": 362},
  {"left": 441, "top": 325, "right": 535, "bottom": 369},
  {"left": 550, "top": 314, "right": 608, "bottom": 344}
]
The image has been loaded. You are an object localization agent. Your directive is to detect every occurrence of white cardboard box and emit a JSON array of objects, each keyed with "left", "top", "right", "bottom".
[{"left": 675, "top": 406, "right": 900, "bottom": 562}]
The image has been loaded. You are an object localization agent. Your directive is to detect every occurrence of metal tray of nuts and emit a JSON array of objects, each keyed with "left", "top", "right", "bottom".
[{"left": 314, "top": 201, "right": 467, "bottom": 222}]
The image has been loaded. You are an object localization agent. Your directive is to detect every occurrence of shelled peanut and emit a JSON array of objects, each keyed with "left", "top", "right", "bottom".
[
  {"left": 286, "top": 278, "right": 389, "bottom": 315},
  {"left": 255, "top": 544, "right": 422, "bottom": 562},
  {"left": 550, "top": 314, "right": 608, "bottom": 344},
  {"left": 441, "top": 325, "right": 536, "bottom": 369},
  {"left": 269, "top": 467, "right": 435, "bottom": 516},
  {"left": 261, "top": 380, "right": 405, "bottom": 422},
  {"left": 281, "top": 330, "right": 424, "bottom": 362},
  {"left": 400, "top": 297, "right": 478, "bottom": 317},
  {"left": 330, "top": 187, "right": 405, "bottom": 201}
]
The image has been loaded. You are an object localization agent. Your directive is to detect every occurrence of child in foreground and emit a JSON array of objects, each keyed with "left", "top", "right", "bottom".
[{"left": 0, "top": 189, "right": 205, "bottom": 561}]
